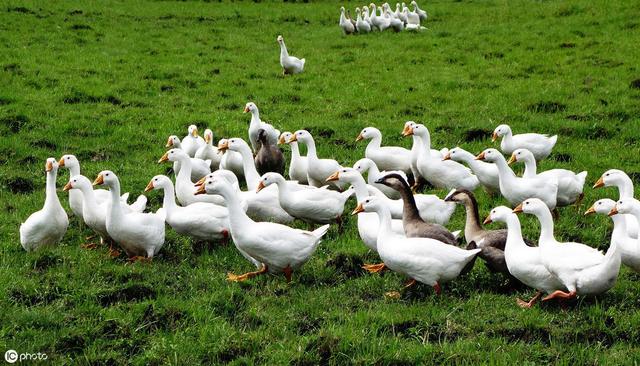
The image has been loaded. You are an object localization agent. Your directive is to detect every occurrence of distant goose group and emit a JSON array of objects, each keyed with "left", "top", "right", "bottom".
[{"left": 340, "top": 1, "right": 428, "bottom": 34}]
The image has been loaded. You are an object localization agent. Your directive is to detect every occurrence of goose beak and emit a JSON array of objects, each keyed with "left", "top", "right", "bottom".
[
  {"left": 256, "top": 181, "right": 266, "bottom": 193},
  {"left": 63, "top": 181, "right": 73, "bottom": 192},
  {"left": 593, "top": 177, "right": 605, "bottom": 189},
  {"left": 507, "top": 153, "right": 517, "bottom": 165},
  {"left": 584, "top": 206, "right": 596, "bottom": 216},
  {"left": 144, "top": 181, "right": 154, "bottom": 192},
  {"left": 58, "top": 157, "right": 65, "bottom": 167},
  {"left": 355, "top": 133, "right": 364, "bottom": 142},
  {"left": 401, "top": 125, "right": 413, "bottom": 136},
  {"left": 243, "top": 106, "right": 250, "bottom": 113},
  {"left": 204, "top": 134, "right": 211, "bottom": 144},
  {"left": 288, "top": 134, "right": 298, "bottom": 143},
  {"left": 442, "top": 152, "right": 451, "bottom": 161},
  {"left": 166, "top": 137, "right": 174, "bottom": 147},
  {"left": 158, "top": 152, "right": 169, "bottom": 163},
  {"left": 93, "top": 174, "right": 104, "bottom": 186},
  {"left": 491, "top": 132, "right": 498, "bottom": 142},
  {"left": 351, "top": 202, "right": 365, "bottom": 215},
  {"left": 608, "top": 207, "right": 619, "bottom": 216},
  {"left": 192, "top": 129, "right": 198, "bottom": 137},
  {"left": 278, "top": 135, "right": 286, "bottom": 145},
  {"left": 194, "top": 176, "right": 206, "bottom": 187},
  {"left": 45, "top": 161, "right": 53, "bottom": 172},
  {"left": 483, "top": 215, "right": 492, "bottom": 225},
  {"left": 326, "top": 171, "right": 340, "bottom": 182},
  {"left": 218, "top": 141, "right": 229, "bottom": 153},
  {"left": 194, "top": 184, "right": 207, "bottom": 195},
  {"left": 512, "top": 203, "right": 523, "bottom": 214},
  {"left": 475, "top": 152, "right": 486, "bottom": 161}
]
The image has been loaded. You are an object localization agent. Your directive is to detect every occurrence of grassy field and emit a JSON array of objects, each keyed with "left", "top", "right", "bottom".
[{"left": 2, "top": 0, "right": 640, "bottom": 364}]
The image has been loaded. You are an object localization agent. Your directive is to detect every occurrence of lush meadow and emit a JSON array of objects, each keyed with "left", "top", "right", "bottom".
[{"left": 1, "top": 0, "right": 640, "bottom": 364}]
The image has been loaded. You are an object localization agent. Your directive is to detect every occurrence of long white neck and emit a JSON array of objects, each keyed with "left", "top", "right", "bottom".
[
  {"left": 533, "top": 208, "right": 556, "bottom": 245},
  {"left": 303, "top": 138, "right": 318, "bottom": 161},
  {"left": 44, "top": 169, "right": 60, "bottom": 210},
  {"left": 346, "top": 175, "right": 369, "bottom": 201},
  {"left": 176, "top": 156, "right": 193, "bottom": 183},
  {"left": 492, "top": 156, "right": 517, "bottom": 186},
  {"left": 279, "top": 41, "right": 289, "bottom": 58},
  {"left": 521, "top": 157, "right": 538, "bottom": 177},
  {"left": 160, "top": 184, "right": 178, "bottom": 213},
  {"left": 615, "top": 176, "right": 634, "bottom": 198},
  {"left": 374, "top": 204, "right": 394, "bottom": 240},
  {"left": 274, "top": 178, "right": 291, "bottom": 202},
  {"left": 219, "top": 186, "right": 253, "bottom": 231},
  {"left": 503, "top": 214, "right": 528, "bottom": 251},
  {"left": 250, "top": 109, "right": 260, "bottom": 127},
  {"left": 340, "top": 10, "right": 347, "bottom": 22},
  {"left": 290, "top": 142, "right": 301, "bottom": 159},
  {"left": 68, "top": 164, "right": 81, "bottom": 177},
  {"left": 107, "top": 180, "right": 123, "bottom": 224},
  {"left": 236, "top": 146, "right": 260, "bottom": 190},
  {"left": 77, "top": 184, "right": 99, "bottom": 217},
  {"left": 365, "top": 134, "right": 382, "bottom": 154}
]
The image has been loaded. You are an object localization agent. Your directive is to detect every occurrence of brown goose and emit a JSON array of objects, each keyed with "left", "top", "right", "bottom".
[
  {"left": 444, "top": 189, "right": 535, "bottom": 275},
  {"left": 254, "top": 129, "right": 285, "bottom": 176}
]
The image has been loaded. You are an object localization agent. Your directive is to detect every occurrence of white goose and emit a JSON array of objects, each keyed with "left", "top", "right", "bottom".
[
  {"left": 443, "top": 147, "right": 499, "bottom": 193},
  {"left": 586, "top": 199, "right": 640, "bottom": 273},
  {"left": 93, "top": 171, "right": 165, "bottom": 261},
  {"left": 370, "top": 4, "right": 390, "bottom": 31},
  {"left": 492, "top": 124, "right": 557, "bottom": 161},
  {"left": 353, "top": 158, "right": 407, "bottom": 199},
  {"left": 410, "top": 0, "right": 428, "bottom": 21},
  {"left": 289, "top": 130, "right": 346, "bottom": 190},
  {"left": 339, "top": 6, "right": 356, "bottom": 34},
  {"left": 484, "top": 206, "right": 565, "bottom": 308},
  {"left": 58, "top": 154, "right": 146, "bottom": 216},
  {"left": 404, "top": 7, "right": 424, "bottom": 31},
  {"left": 385, "top": 6, "right": 405, "bottom": 31},
  {"left": 145, "top": 175, "right": 230, "bottom": 242},
  {"left": 166, "top": 135, "right": 212, "bottom": 181},
  {"left": 353, "top": 196, "right": 480, "bottom": 294},
  {"left": 279, "top": 131, "right": 308, "bottom": 184},
  {"left": 356, "top": 126, "right": 412, "bottom": 174},
  {"left": 20, "top": 158, "right": 69, "bottom": 251},
  {"left": 198, "top": 177, "right": 329, "bottom": 282},
  {"left": 218, "top": 138, "right": 245, "bottom": 179},
  {"left": 182, "top": 125, "right": 205, "bottom": 157},
  {"left": 508, "top": 148, "right": 587, "bottom": 206},
  {"left": 476, "top": 148, "right": 558, "bottom": 209},
  {"left": 362, "top": 6, "right": 372, "bottom": 28},
  {"left": 406, "top": 123, "right": 480, "bottom": 191},
  {"left": 516, "top": 198, "right": 620, "bottom": 300},
  {"left": 194, "top": 129, "right": 222, "bottom": 171},
  {"left": 159, "top": 149, "right": 225, "bottom": 206},
  {"left": 244, "top": 102, "right": 280, "bottom": 152},
  {"left": 594, "top": 169, "right": 639, "bottom": 238},
  {"left": 258, "top": 173, "right": 351, "bottom": 226},
  {"left": 355, "top": 8, "right": 371, "bottom": 33},
  {"left": 277, "top": 35, "right": 305, "bottom": 75}
]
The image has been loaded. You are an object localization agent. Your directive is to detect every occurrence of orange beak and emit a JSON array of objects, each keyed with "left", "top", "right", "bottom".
[
  {"left": 158, "top": 152, "right": 169, "bottom": 163},
  {"left": 45, "top": 161, "right": 53, "bottom": 172},
  {"left": 326, "top": 171, "right": 340, "bottom": 182},
  {"left": 351, "top": 202, "right": 365, "bottom": 215},
  {"left": 243, "top": 106, "right": 250, "bottom": 113},
  {"left": 507, "top": 153, "right": 517, "bottom": 165},
  {"left": 204, "top": 134, "right": 211, "bottom": 144},
  {"left": 593, "top": 177, "right": 605, "bottom": 189},
  {"left": 288, "top": 134, "right": 298, "bottom": 143},
  {"left": 194, "top": 176, "right": 206, "bottom": 187},
  {"left": 355, "top": 133, "right": 364, "bottom": 142},
  {"left": 144, "top": 180, "right": 154, "bottom": 192},
  {"left": 512, "top": 203, "right": 523, "bottom": 214},
  {"left": 218, "top": 140, "right": 229, "bottom": 153},
  {"left": 475, "top": 152, "right": 486, "bottom": 161},
  {"left": 278, "top": 135, "right": 286, "bottom": 145},
  {"left": 192, "top": 129, "right": 198, "bottom": 137},
  {"left": 256, "top": 181, "right": 266, "bottom": 193},
  {"left": 58, "top": 157, "right": 65, "bottom": 167},
  {"left": 491, "top": 132, "right": 498, "bottom": 142},
  {"left": 584, "top": 206, "right": 596, "bottom": 216},
  {"left": 194, "top": 184, "right": 207, "bottom": 195},
  {"left": 93, "top": 174, "right": 104, "bottom": 186},
  {"left": 442, "top": 152, "right": 451, "bottom": 161},
  {"left": 401, "top": 125, "right": 413, "bottom": 137},
  {"left": 608, "top": 207, "right": 619, "bottom": 216},
  {"left": 63, "top": 181, "right": 73, "bottom": 192},
  {"left": 483, "top": 215, "right": 492, "bottom": 225},
  {"left": 166, "top": 137, "right": 174, "bottom": 147}
]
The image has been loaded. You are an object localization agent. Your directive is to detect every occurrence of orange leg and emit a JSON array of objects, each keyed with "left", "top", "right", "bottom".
[
  {"left": 127, "top": 256, "right": 151, "bottom": 264},
  {"left": 516, "top": 291, "right": 543, "bottom": 308},
  {"left": 221, "top": 230, "right": 230, "bottom": 245},
  {"left": 433, "top": 281, "right": 442, "bottom": 295},
  {"left": 227, "top": 265, "right": 269, "bottom": 282},
  {"left": 404, "top": 278, "right": 417, "bottom": 288},
  {"left": 283, "top": 265, "right": 293, "bottom": 283},
  {"left": 81, "top": 242, "right": 98, "bottom": 250},
  {"left": 542, "top": 290, "right": 577, "bottom": 301},
  {"left": 362, "top": 263, "right": 386, "bottom": 273}
]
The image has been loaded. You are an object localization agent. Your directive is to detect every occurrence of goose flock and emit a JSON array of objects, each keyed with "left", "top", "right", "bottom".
[
  {"left": 19, "top": 106, "right": 640, "bottom": 307},
  {"left": 340, "top": 1, "right": 428, "bottom": 34}
]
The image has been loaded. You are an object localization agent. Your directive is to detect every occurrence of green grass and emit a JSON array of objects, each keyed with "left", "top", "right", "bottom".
[{"left": 2, "top": 0, "right": 640, "bottom": 364}]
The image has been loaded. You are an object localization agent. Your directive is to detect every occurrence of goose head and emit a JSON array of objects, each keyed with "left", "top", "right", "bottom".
[
  {"left": 507, "top": 148, "right": 535, "bottom": 165},
  {"left": 277, "top": 35, "right": 284, "bottom": 44},
  {"left": 166, "top": 135, "right": 181, "bottom": 148},
  {"left": 244, "top": 102, "right": 258, "bottom": 114},
  {"left": 484, "top": 206, "right": 514, "bottom": 225},
  {"left": 405, "top": 123, "right": 428, "bottom": 138},
  {"left": 326, "top": 167, "right": 360, "bottom": 183},
  {"left": 492, "top": 124, "right": 512, "bottom": 142},
  {"left": 158, "top": 148, "right": 188, "bottom": 163},
  {"left": 584, "top": 198, "right": 616, "bottom": 216},
  {"left": 442, "top": 147, "right": 464, "bottom": 161},
  {"left": 63, "top": 175, "right": 91, "bottom": 192},
  {"left": 375, "top": 173, "right": 409, "bottom": 190},
  {"left": 257, "top": 172, "right": 284, "bottom": 192},
  {"left": 355, "top": 127, "right": 381, "bottom": 142},
  {"left": 410, "top": 0, "right": 418, "bottom": 8},
  {"left": 45, "top": 157, "right": 58, "bottom": 173},
  {"left": 593, "top": 169, "right": 630, "bottom": 189},
  {"left": 352, "top": 158, "right": 374, "bottom": 174},
  {"left": 278, "top": 131, "right": 293, "bottom": 145},
  {"left": 512, "top": 198, "right": 546, "bottom": 216},
  {"left": 187, "top": 124, "right": 199, "bottom": 137},
  {"left": 475, "top": 148, "right": 502, "bottom": 163},
  {"left": 58, "top": 154, "right": 79, "bottom": 170},
  {"left": 93, "top": 170, "right": 117, "bottom": 188},
  {"left": 402, "top": 121, "right": 417, "bottom": 136},
  {"left": 289, "top": 130, "right": 313, "bottom": 144},
  {"left": 224, "top": 137, "right": 250, "bottom": 153},
  {"left": 443, "top": 189, "right": 474, "bottom": 206},
  {"left": 352, "top": 195, "right": 383, "bottom": 215},
  {"left": 145, "top": 175, "right": 171, "bottom": 192},
  {"left": 203, "top": 129, "right": 214, "bottom": 144},
  {"left": 610, "top": 199, "right": 640, "bottom": 217},
  {"left": 340, "top": 6, "right": 346, "bottom": 15},
  {"left": 196, "top": 176, "right": 232, "bottom": 197}
]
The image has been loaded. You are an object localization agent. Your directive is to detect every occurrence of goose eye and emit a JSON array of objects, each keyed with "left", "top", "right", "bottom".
[
  {"left": 105, "top": 173, "right": 110, "bottom": 177},
  {"left": 66, "top": 157, "right": 70, "bottom": 160},
  {"left": 525, "top": 202, "right": 529, "bottom": 205},
  {"left": 606, "top": 173, "right": 610, "bottom": 176}
]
